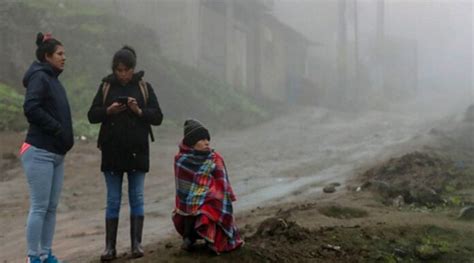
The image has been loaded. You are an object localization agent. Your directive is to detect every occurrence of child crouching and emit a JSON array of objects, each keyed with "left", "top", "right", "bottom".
[{"left": 172, "top": 119, "right": 244, "bottom": 254}]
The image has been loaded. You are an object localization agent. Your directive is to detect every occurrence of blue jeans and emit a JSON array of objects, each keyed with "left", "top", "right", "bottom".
[
  {"left": 21, "top": 145, "right": 64, "bottom": 257},
  {"left": 103, "top": 171, "right": 145, "bottom": 219}
]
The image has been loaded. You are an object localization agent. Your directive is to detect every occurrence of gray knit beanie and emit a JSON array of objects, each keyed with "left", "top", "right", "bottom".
[{"left": 183, "top": 119, "right": 210, "bottom": 147}]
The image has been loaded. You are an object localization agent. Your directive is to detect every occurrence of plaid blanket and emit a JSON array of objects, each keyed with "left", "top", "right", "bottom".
[{"left": 172, "top": 143, "right": 243, "bottom": 253}]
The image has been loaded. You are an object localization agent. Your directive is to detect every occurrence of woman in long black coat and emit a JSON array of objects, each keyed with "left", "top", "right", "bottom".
[{"left": 88, "top": 46, "right": 163, "bottom": 260}]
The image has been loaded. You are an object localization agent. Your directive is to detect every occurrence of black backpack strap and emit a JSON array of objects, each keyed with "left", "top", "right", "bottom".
[{"left": 149, "top": 127, "right": 155, "bottom": 142}]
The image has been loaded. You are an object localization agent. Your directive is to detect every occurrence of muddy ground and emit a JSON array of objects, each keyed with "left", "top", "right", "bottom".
[
  {"left": 107, "top": 120, "right": 474, "bottom": 263},
  {"left": 1, "top": 96, "right": 473, "bottom": 262}
]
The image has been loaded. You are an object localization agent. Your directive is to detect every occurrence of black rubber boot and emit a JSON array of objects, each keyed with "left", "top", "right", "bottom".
[
  {"left": 130, "top": 215, "right": 144, "bottom": 258},
  {"left": 101, "top": 218, "right": 118, "bottom": 261}
]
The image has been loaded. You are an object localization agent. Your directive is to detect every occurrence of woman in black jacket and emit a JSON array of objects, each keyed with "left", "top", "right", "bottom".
[
  {"left": 21, "top": 32, "right": 73, "bottom": 263},
  {"left": 87, "top": 46, "right": 163, "bottom": 260}
]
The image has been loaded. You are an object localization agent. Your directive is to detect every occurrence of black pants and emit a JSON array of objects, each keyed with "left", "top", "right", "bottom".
[{"left": 183, "top": 216, "right": 198, "bottom": 240}]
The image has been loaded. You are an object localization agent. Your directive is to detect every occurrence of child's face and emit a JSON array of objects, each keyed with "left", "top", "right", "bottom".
[{"left": 193, "top": 139, "right": 210, "bottom": 151}]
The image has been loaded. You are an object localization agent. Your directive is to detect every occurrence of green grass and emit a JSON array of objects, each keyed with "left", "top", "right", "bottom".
[
  {"left": 0, "top": 83, "right": 26, "bottom": 131},
  {"left": 1, "top": 1, "right": 272, "bottom": 135}
]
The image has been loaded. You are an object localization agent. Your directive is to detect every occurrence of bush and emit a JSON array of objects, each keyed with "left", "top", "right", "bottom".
[{"left": 0, "top": 83, "right": 27, "bottom": 131}]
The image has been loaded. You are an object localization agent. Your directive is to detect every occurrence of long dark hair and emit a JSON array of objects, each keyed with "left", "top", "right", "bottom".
[
  {"left": 35, "top": 32, "right": 62, "bottom": 62},
  {"left": 112, "top": 45, "right": 137, "bottom": 70}
]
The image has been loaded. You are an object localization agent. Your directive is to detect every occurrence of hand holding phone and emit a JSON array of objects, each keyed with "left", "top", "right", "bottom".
[
  {"left": 106, "top": 102, "right": 127, "bottom": 115},
  {"left": 115, "top": 96, "right": 129, "bottom": 104},
  {"left": 127, "top": 97, "right": 143, "bottom": 117}
]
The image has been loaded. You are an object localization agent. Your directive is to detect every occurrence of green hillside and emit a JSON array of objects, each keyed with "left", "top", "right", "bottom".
[{"left": 0, "top": 1, "right": 270, "bottom": 137}]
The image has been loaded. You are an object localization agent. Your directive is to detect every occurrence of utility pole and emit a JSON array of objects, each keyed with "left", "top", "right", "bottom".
[
  {"left": 353, "top": 0, "right": 360, "bottom": 101},
  {"left": 337, "top": 0, "right": 348, "bottom": 105},
  {"left": 375, "top": 0, "right": 385, "bottom": 95}
]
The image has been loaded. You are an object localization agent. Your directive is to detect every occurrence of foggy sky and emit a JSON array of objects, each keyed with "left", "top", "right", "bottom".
[{"left": 273, "top": 0, "right": 472, "bottom": 99}]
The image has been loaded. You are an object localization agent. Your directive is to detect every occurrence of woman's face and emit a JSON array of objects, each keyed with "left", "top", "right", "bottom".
[
  {"left": 193, "top": 139, "right": 210, "bottom": 151},
  {"left": 114, "top": 63, "right": 134, "bottom": 85},
  {"left": 45, "top": 45, "right": 66, "bottom": 71}
]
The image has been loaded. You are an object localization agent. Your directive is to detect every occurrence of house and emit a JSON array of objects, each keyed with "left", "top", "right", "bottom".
[{"left": 115, "top": 0, "right": 316, "bottom": 104}]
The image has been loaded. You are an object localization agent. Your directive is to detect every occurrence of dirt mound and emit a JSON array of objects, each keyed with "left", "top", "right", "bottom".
[
  {"left": 360, "top": 151, "right": 467, "bottom": 206},
  {"left": 241, "top": 217, "right": 474, "bottom": 262},
  {"left": 253, "top": 217, "right": 312, "bottom": 243},
  {"left": 246, "top": 217, "right": 341, "bottom": 262}
]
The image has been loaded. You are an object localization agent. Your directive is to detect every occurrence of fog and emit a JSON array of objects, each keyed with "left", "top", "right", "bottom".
[
  {"left": 274, "top": 0, "right": 472, "bottom": 110},
  {"left": 65, "top": 0, "right": 472, "bottom": 118},
  {"left": 105, "top": 0, "right": 472, "bottom": 116},
  {"left": 1, "top": 1, "right": 473, "bottom": 261}
]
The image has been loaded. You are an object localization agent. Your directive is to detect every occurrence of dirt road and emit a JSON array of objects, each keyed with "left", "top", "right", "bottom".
[{"left": 0, "top": 95, "right": 465, "bottom": 262}]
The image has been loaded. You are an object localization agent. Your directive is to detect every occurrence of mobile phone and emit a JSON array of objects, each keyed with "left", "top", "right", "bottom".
[{"left": 115, "top": 96, "right": 128, "bottom": 104}]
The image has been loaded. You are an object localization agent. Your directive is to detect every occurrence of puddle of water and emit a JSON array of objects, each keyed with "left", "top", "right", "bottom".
[{"left": 237, "top": 165, "right": 352, "bottom": 210}]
